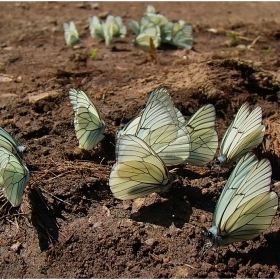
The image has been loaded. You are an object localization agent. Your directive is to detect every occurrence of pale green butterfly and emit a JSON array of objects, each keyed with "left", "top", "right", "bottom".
[
  {"left": 171, "top": 21, "right": 193, "bottom": 49},
  {"left": 0, "top": 127, "right": 26, "bottom": 156},
  {"left": 63, "top": 21, "right": 80, "bottom": 47},
  {"left": 88, "top": 16, "right": 104, "bottom": 39},
  {"left": 216, "top": 102, "right": 265, "bottom": 167},
  {"left": 69, "top": 88, "right": 105, "bottom": 150},
  {"left": 117, "top": 87, "right": 190, "bottom": 166},
  {"left": 0, "top": 147, "right": 30, "bottom": 207},
  {"left": 109, "top": 134, "right": 173, "bottom": 200},
  {"left": 205, "top": 152, "right": 278, "bottom": 248},
  {"left": 184, "top": 104, "right": 218, "bottom": 166},
  {"left": 132, "top": 24, "right": 161, "bottom": 52}
]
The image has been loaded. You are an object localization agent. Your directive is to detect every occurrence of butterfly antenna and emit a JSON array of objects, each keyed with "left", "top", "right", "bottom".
[
  {"left": 110, "top": 141, "right": 116, "bottom": 147},
  {"left": 120, "top": 112, "right": 126, "bottom": 126}
]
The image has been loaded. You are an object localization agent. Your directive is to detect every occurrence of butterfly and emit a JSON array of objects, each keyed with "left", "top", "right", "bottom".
[
  {"left": 132, "top": 24, "right": 161, "bottom": 52},
  {"left": 0, "top": 127, "right": 26, "bottom": 156},
  {"left": 89, "top": 15, "right": 126, "bottom": 46},
  {"left": 185, "top": 104, "right": 218, "bottom": 166},
  {"left": 109, "top": 134, "right": 173, "bottom": 200},
  {"left": 0, "top": 147, "right": 30, "bottom": 207},
  {"left": 171, "top": 22, "right": 193, "bottom": 50},
  {"left": 68, "top": 88, "right": 105, "bottom": 150},
  {"left": 88, "top": 16, "right": 104, "bottom": 39},
  {"left": 63, "top": 21, "right": 80, "bottom": 47},
  {"left": 117, "top": 87, "right": 190, "bottom": 166},
  {"left": 205, "top": 152, "right": 278, "bottom": 248},
  {"left": 216, "top": 102, "right": 265, "bottom": 167}
]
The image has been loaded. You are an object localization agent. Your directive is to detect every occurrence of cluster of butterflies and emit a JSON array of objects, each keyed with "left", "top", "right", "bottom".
[
  {"left": 63, "top": 16, "right": 127, "bottom": 48},
  {"left": 88, "top": 15, "right": 127, "bottom": 47},
  {"left": 67, "top": 87, "right": 278, "bottom": 249},
  {"left": 0, "top": 86, "right": 278, "bottom": 251},
  {"left": 63, "top": 5, "right": 193, "bottom": 52},
  {"left": 129, "top": 5, "right": 193, "bottom": 51}
]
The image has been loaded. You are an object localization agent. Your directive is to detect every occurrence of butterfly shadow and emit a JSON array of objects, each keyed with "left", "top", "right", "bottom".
[
  {"left": 220, "top": 230, "right": 280, "bottom": 267},
  {"left": 28, "top": 186, "right": 59, "bottom": 251},
  {"left": 130, "top": 189, "right": 193, "bottom": 229}
]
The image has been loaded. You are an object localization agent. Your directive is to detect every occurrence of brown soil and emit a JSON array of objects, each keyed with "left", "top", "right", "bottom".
[{"left": 1, "top": 2, "right": 280, "bottom": 278}]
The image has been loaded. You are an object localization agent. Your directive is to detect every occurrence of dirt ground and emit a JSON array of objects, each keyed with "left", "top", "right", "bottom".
[{"left": 1, "top": 1, "right": 280, "bottom": 278}]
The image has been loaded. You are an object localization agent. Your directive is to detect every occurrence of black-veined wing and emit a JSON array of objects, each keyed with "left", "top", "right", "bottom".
[
  {"left": 69, "top": 88, "right": 105, "bottom": 150},
  {"left": 0, "top": 127, "right": 26, "bottom": 155},
  {"left": 109, "top": 135, "right": 173, "bottom": 200},
  {"left": 217, "top": 102, "right": 265, "bottom": 166},
  {"left": 185, "top": 104, "right": 218, "bottom": 166},
  {"left": 0, "top": 147, "right": 29, "bottom": 207},
  {"left": 205, "top": 152, "right": 278, "bottom": 247}
]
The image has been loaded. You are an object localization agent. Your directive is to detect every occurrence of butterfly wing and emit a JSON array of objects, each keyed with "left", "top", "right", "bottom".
[
  {"left": 136, "top": 88, "right": 190, "bottom": 166},
  {"left": 171, "top": 23, "right": 193, "bottom": 49},
  {"left": 133, "top": 24, "right": 161, "bottom": 52},
  {"left": 217, "top": 102, "right": 264, "bottom": 165},
  {"left": 115, "top": 16, "right": 127, "bottom": 38},
  {"left": 185, "top": 104, "right": 218, "bottom": 165},
  {"left": 117, "top": 113, "right": 142, "bottom": 138},
  {"left": 0, "top": 127, "right": 26, "bottom": 155},
  {"left": 128, "top": 20, "right": 140, "bottom": 35},
  {"left": 69, "top": 88, "right": 105, "bottom": 150},
  {"left": 208, "top": 153, "right": 278, "bottom": 247},
  {"left": 63, "top": 21, "right": 80, "bottom": 47},
  {"left": 0, "top": 147, "right": 29, "bottom": 207},
  {"left": 88, "top": 16, "right": 104, "bottom": 39},
  {"left": 109, "top": 135, "right": 172, "bottom": 200},
  {"left": 161, "top": 22, "right": 174, "bottom": 43}
]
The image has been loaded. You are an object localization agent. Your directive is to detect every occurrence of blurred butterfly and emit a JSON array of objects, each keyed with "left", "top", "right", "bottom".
[
  {"left": 102, "top": 16, "right": 115, "bottom": 46},
  {"left": 0, "top": 147, "right": 30, "bottom": 207},
  {"left": 69, "top": 88, "right": 105, "bottom": 150},
  {"left": 171, "top": 21, "right": 193, "bottom": 49},
  {"left": 216, "top": 102, "right": 265, "bottom": 167},
  {"left": 205, "top": 152, "right": 278, "bottom": 248},
  {"left": 132, "top": 24, "right": 161, "bottom": 52},
  {"left": 109, "top": 134, "right": 173, "bottom": 200},
  {"left": 63, "top": 21, "right": 80, "bottom": 47},
  {"left": 0, "top": 127, "right": 26, "bottom": 156},
  {"left": 114, "top": 16, "right": 127, "bottom": 38},
  {"left": 161, "top": 21, "right": 174, "bottom": 43},
  {"left": 184, "top": 104, "right": 218, "bottom": 166},
  {"left": 117, "top": 87, "right": 190, "bottom": 166},
  {"left": 88, "top": 16, "right": 104, "bottom": 39}
]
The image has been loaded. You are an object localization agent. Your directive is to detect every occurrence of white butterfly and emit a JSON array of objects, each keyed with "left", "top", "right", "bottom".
[
  {"left": 216, "top": 102, "right": 265, "bottom": 167},
  {"left": 0, "top": 147, "right": 30, "bottom": 207},
  {"left": 102, "top": 16, "right": 115, "bottom": 46},
  {"left": 114, "top": 16, "right": 127, "bottom": 38},
  {"left": 69, "top": 88, "right": 105, "bottom": 150},
  {"left": 0, "top": 127, "right": 26, "bottom": 156},
  {"left": 109, "top": 134, "right": 173, "bottom": 200},
  {"left": 132, "top": 24, "right": 161, "bottom": 52},
  {"left": 205, "top": 152, "right": 278, "bottom": 248},
  {"left": 88, "top": 16, "right": 104, "bottom": 39},
  {"left": 185, "top": 104, "right": 218, "bottom": 166},
  {"left": 161, "top": 21, "right": 174, "bottom": 43},
  {"left": 63, "top": 21, "right": 80, "bottom": 47},
  {"left": 89, "top": 15, "right": 126, "bottom": 46},
  {"left": 117, "top": 87, "right": 190, "bottom": 166},
  {"left": 171, "top": 21, "right": 193, "bottom": 50}
]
